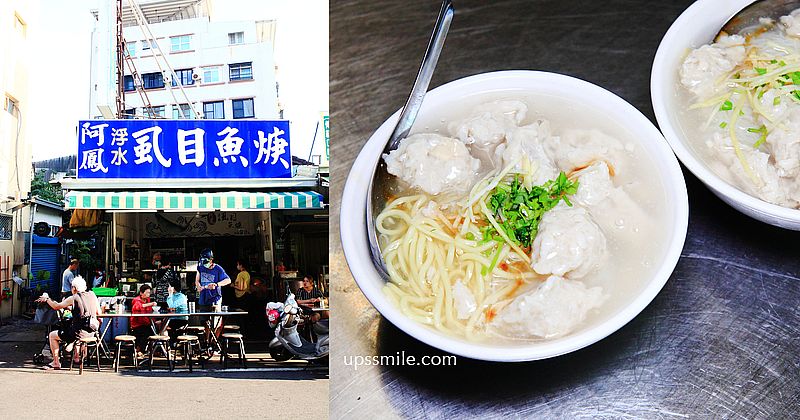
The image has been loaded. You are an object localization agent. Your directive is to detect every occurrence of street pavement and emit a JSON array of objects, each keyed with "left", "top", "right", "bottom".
[{"left": 0, "top": 318, "right": 329, "bottom": 419}]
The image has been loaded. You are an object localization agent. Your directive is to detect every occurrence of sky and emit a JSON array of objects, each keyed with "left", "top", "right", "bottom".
[{"left": 27, "top": 0, "right": 329, "bottom": 162}]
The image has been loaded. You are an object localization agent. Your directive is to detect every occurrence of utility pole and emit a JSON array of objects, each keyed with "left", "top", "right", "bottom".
[{"left": 115, "top": 0, "right": 125, "bottom": 118}]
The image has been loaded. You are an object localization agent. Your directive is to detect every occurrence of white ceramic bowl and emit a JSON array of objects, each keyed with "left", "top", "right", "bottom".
[
  {"left": 341, "top": 70, "right": 689, "bottom": 361},
  {"left": 652, "top": 0, "right": 800, "bottom": 230}
]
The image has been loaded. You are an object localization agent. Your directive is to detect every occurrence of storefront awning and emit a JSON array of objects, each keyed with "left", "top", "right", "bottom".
[{"left": 65, "top": 191, "right": 323, "bottom": 211}]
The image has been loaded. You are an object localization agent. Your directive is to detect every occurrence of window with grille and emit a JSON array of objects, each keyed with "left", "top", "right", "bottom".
[
  {"left": 144, "top": 106, "right": 165, "bottom": 118},
  {"left": 173, "top": 104, "right": 193, "bottom": 119},
  {"left": 141, "top": 72, "right": 164, "bottom": 89},
  {"left": 123, "top": 75, "right": 135, "bottom": 92},
  {"left": 202, "top": 66, "right": 220, "bottom": 83},
  {"left": 203, "top": 101, "right": 224, "bottom": 119},
  {"left": 229, "top": 62, "right": 253, "bottom": 81},
  {"left": 0, "top": 215, "right": 11, "bottom": 240},
  {"left": 171, "top": 69, "right": 194, "bottom": 87},
  {"left": 170, "top": 35, "right": 191, "bottom": 52},
  {"left": 232, "top": 98, "right": 254, "bottom": 119},
  {"left": 228, "top": 32, "right": 244, "bottom": 45},
  {"left": 126, "top": 41, "right": 136, "bottom": 57}
]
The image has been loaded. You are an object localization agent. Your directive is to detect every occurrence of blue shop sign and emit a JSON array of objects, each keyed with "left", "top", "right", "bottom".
[{"left": 77, "top": 120, "right": 291, "bottom": 179}]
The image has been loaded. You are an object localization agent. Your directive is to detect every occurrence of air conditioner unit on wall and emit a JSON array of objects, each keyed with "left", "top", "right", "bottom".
[{"left": 191, "top": 73, "right": 201, "bottom": 81}]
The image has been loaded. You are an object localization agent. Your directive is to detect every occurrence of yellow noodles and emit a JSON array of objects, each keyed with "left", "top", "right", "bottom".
[{"left": 376, "top": 193, "right": 536, "bottom": 340}]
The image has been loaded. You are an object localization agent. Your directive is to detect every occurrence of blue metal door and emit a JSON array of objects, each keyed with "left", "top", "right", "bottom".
[{"left": 31, "top": 236, "right": 60, "bottom": 293}]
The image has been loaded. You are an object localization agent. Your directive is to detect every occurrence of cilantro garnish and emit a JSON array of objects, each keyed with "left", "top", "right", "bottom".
[{"left": 481, "top": 172, "right": 579, "bottom": 249}]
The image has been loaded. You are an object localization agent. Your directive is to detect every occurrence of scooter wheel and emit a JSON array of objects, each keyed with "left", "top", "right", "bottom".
[{"left": 269, "top": 345, "right": 294, "bottom": 362}]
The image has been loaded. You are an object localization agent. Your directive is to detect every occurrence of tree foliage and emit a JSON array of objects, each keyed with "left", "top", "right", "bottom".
[{"left": 30, "top": 171, "right": 63, "bottom": 204}]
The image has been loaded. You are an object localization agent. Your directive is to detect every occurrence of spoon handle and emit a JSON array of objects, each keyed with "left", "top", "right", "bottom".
[{"left": 385, "top": 0, "right": 454, "bottom": 153}]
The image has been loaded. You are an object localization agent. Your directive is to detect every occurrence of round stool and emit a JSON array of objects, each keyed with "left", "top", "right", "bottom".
[
  {"left": 223, "top": 325, "right": 240, "bottom": 331},
  {"left": 221, "top": 333, "right": 247, "bottom": 369},
  {"left": 185, "top": 325, "right": 208, "bottom": 350},
  {"left": 70, "top": 335, "right": 101, "bottom": 375},
  {"left": 176, "top": 334, "right": 204, "bottom": 372},
  {"left": 113, "top": 335, "right": 138, "bottom": 372},
  {"left": 147, "top": 335, "right": 173, "bottom": 371}
]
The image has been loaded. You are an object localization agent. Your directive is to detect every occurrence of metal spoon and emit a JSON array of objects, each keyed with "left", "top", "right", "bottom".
[
  {"left": 716, "top": 0, "right": 800, "bottom": 40},
  {"left": 365, "top": 0, "right": 455, "bottom": 279}
]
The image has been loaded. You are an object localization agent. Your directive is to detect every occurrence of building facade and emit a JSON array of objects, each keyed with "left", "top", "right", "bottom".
[
  {"left": 89, "top": 3, "right": 280, "bottom": 125},
  {"left": 0, "top": 1, "right": 33, "bottom": 319}
]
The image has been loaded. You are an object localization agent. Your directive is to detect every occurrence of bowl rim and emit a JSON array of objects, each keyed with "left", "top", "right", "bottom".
[
  {"left": 341, "top": 70, "right": 689, "bottom": 362},
  {"left": 651, "top": 0, "right": 800, "bottom": 225}
]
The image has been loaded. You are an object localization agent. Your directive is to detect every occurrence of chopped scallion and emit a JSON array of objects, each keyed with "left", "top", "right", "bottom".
[
  {"left": 720, "top": 100, "right": 733, "bottom": 111},
  {"left": 748, "top": 125, "right": 768, "bottom": 149}
]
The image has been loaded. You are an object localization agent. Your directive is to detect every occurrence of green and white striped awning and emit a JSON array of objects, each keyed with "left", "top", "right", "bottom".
[{"left": 65, "top": 191, "right": 323, "bottom": 211}]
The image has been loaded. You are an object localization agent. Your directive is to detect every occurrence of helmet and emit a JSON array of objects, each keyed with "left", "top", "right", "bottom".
[
  {"left": 267, "top": 309, "right": 280, "bottom": 328},
  {"left": 199, "top": 248, "right": 214, "bottom": 267}
]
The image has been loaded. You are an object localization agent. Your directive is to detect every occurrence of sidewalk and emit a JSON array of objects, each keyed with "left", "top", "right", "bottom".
[{"left": 0, "top": 317, "right": 329, "bottom": 419}]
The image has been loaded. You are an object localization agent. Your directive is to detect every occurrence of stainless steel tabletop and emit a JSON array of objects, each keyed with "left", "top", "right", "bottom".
[{"left": 330, "top": 0, "right": 800, "bottom": 418}]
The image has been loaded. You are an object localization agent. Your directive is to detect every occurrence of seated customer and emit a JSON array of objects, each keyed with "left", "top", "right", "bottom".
[
  {"left": 36, "top": 276, "right": 101, "bottom": 370},
  {"left": 166, "top": 279, "right": 188, "bottom": 347},
  {"left": 131, "top": 284, "right": 158, "bottom": 353},
  {"left": 295, "top": 275, "right": 324, "bottom": 306},
  {"left": 295, "top": 275, "right": 325, "bottom": 323}
]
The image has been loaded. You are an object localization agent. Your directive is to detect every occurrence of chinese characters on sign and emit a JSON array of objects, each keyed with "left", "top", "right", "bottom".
[{"left": 77, "top": 120, "right": 291, "bottom": 179}]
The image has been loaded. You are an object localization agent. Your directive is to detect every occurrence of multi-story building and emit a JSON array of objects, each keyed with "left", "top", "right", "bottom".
[
  {"left": 0, "top": 0, "right": 33, "bottom": 318},
  {"left": 90, "top": 1, "right": 280, "bottom": 125}
]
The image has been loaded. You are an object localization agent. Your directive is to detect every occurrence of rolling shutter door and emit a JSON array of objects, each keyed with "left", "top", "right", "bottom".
[{"left": 31, "top": 236, "right": 59, "bottom": 292}]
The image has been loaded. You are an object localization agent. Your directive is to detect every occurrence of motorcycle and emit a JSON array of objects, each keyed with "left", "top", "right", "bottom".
[{"left": 267, "top": 293, "right": 329, "bottom": 363}]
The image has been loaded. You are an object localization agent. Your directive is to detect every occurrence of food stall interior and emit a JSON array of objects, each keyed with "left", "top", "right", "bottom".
[{"left": 109, "top": 209, "right": 328, "bottom": 303}]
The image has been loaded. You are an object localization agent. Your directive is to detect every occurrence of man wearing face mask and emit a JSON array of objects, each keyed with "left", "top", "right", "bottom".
[
  {"left": 195, "top": 248, "right": 231, "bottom": 339},
  {"left": 151, "top": 253, "right": 174, "bottom": 306}
]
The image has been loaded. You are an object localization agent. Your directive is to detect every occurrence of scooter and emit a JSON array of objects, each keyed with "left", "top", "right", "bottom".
[{"left": 267, "top": 293, "right": 329, "bottom": 363}]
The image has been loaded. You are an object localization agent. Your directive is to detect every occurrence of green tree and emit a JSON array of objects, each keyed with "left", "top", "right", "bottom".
[{"left": 30, "top": 171, "right": 63, "bottom": 204}]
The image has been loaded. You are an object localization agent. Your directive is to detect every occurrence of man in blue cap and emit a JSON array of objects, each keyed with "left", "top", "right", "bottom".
[{"left": 195, "top": 248, "right": 231, "bottom": 341}]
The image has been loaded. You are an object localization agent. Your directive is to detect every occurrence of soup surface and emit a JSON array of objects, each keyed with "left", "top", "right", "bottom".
[
  {"left": 678, "top": 9, "right": 800, "bottom": 207},
  {"left": 377, "top": 91, "right": 668, "bottom": 344}
]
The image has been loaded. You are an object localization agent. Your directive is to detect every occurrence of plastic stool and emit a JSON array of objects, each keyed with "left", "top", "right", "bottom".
[
  {"left": 221, "top": 333, "right": 246, "bottom": 368},
  {"left": 70, "top": 335, "right": 101, "bottom": 375},
  {"left": 147, "top": 335, "right": 173, "bottom": 371},
  {"left": 113, "top": 335, "right": 138, "bottom": 372},
  {"left": 176, "top": 334, "right": 204, "bottom": 372}
]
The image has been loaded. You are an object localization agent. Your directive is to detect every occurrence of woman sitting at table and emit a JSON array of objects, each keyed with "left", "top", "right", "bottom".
[
  {"left": 166, "top": 279, "right": 188, "bottom": 347},
  {"left": 131, "top": 284, "right": 158, "bottom": 354},
  {"left": 36, "top": 276, "right": 101, "bottom": 370}
]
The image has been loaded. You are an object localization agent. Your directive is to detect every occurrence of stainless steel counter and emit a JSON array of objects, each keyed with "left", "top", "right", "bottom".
[{"left": 330, "top": 1, "right": 800, "bottom": 417}]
